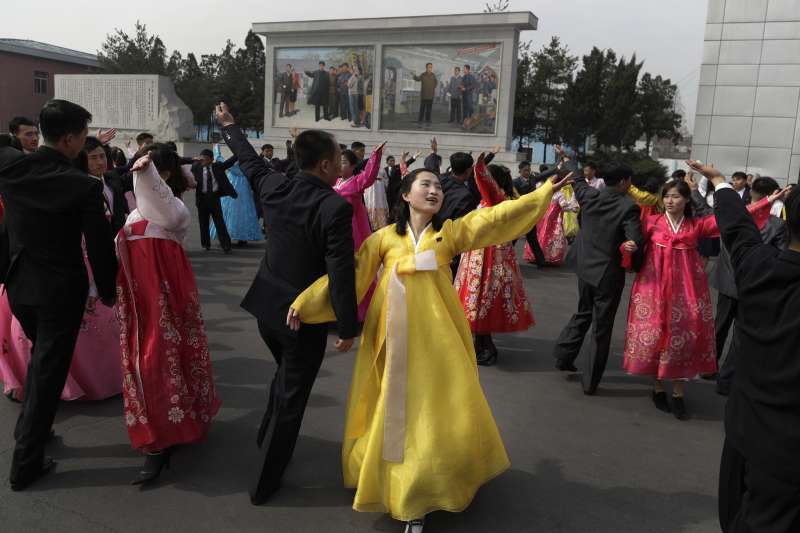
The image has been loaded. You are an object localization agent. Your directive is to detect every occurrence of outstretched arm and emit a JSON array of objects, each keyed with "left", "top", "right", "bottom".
[
  {"left": 335, "top": 143, "right": 385, "bottom": 197},
  {"left": 217, "top": 102, "right": 279, "bottom": 195},
  {"left": 473, "top": 160, "right": 506, "bottom": 206}
]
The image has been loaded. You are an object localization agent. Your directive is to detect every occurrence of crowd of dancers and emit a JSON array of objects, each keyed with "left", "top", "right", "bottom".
[{"left": 0, "top": 99, "right": 798, "bottom": 533}]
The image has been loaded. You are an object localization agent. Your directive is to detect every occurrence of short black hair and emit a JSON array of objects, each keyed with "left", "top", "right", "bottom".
[
  {"left": 751, "top": 176, "right": 780, "bottom": 197},
  {"left": 83, "top": 136, "right": 105, "bottom": 153},
  {"left": 319, "top": 61, "right": 326, "bottom": 66},
  {"left": 518, "top": 160, "right": 531, "bottom": 170},
  {"left": 351, "top": 141, "right": 365, "bottom": 151},
  {"left": 39, "top": 99, "right": 92, "bottom": 143},
  {"left": 261, "top": 144, "right": 274, "bottom": 151},
  {"left": 294, "top": 129, "right": 338, "bottom": 171},
  {"left": 342, "top": 149, "right": 359, "bottom": 166},
  {"left": 604, "top": 163, "right": 634, "bottom": 186},
  {"left": 9, "top": 116, "right": 36, "bottom": 135},
  {"left": 584, "top": 161, "right": 598, "bottom": 171},
  {"left": 426, "top": 62, "right": 433, "bottom": 68},
  {"left": 386, "top": 155, "right": 396, "bottom": 162},
  {"left": 164, "top": 141, "right": 178, "bottom": 152},
  {"left": 136, "top": 132, "right": 154, "bottom": 144},
  {"left": 671, "top": 169, "right": 686, "bottom": 180},
  {"left": 464, "top": 64, "right": 471, "bottom": 70},
  {"left": 0, "top": 133, "right": 21, "bottom": 150},
  {"left": 450, "top": 152, "right": 474, "bottom": 175},
  {"left": 199, "top": 148, "right": 214, "bottom": 158},
  {"left": 538, "top": 164, "right": 548, "bottom": 173},
  {"left": 732, "top": 171, "right": 748, "bottom": 181}
]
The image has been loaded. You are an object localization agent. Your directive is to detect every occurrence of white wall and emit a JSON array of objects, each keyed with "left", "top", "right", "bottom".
[{"left": 692, "top": 0, "right": 800, "bottom": 184}]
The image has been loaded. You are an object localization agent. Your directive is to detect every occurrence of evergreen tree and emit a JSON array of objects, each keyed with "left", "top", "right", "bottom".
[
  {"left": 596, "top": 55, "right": 643, "bottom": 151},
  {"left": 637, "top": 73, "right": 681, "bottom": 153}
]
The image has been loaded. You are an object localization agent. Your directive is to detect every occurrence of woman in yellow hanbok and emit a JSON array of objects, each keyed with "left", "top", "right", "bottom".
[{"left": 289, "top": 157, "right": 572, "bottom": 532}]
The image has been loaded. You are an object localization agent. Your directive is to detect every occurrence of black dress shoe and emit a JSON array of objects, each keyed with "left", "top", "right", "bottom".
[
  {"left": 131, "top": 450, "right": 171, "bottom": 486},
  {"left": 10, "top": 456, "right": 56, "bottom": 491},
  {"left": 652, "top": 391, "right": 671, "bottom": 413},
  {"left": 555, "top": 359, "right": 578, "bottom": 372},
  {"left": 671, "top": 396, "right": 690, "bottom": 421}
]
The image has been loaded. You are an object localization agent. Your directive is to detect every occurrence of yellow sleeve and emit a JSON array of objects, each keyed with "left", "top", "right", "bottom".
[
  {"left": 291, "top": 230, "right": 383, "bottom": 324},
  {"left": 447, "top": 180, "right": 554, "bottom": 256},
  {"left": 628, "top": 185, "right": 661, "bottom": 207}
]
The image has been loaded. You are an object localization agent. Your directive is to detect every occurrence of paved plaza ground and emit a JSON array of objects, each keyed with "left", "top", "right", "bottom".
[{"left": 0, "top": 196, "right": 724, "bottom": 532}]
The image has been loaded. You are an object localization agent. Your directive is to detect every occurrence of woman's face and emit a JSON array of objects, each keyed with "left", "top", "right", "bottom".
[
  {"left": 86, "top": 146, "right": 108, "bottom": 177},
  {"left": 341, "top": 155, "right": 354, "bottom": 178},
  {"left": 663, "top": 188, "right": 687, "bottom": 216},
  {"left": 402, "top": 171, "right": 443, "bottom": 215}
]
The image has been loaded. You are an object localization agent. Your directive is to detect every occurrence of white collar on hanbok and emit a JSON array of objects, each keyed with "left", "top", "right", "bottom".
[
  {"left": 666, "top": 213, "right": 685, "bottom": 234},
  {"left": 407, "top": 222, "right": 432, "bottom": 253}
]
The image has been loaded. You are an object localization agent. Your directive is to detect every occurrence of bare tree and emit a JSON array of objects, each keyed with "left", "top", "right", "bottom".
[{"left": 484, "top": 0, "right": 510, "bottom": 13}]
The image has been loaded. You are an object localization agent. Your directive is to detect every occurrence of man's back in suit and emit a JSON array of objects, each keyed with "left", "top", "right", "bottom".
[{"left": 218, "top": 108, "right": 357, "bottom": 505}]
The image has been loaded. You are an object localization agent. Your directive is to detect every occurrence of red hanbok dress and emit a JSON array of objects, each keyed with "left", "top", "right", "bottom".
[
  {"left": 116, "top": 163, "right": 220, "bottom": 452},
  {"left": 454, "top": 161, "right": 534, "bottom": 334},
  {"left": 623, "top": 199, "right": 771, "bottom": 379},
  {"left": 525, "top": 187, "right": 579, "bottom": 265}
]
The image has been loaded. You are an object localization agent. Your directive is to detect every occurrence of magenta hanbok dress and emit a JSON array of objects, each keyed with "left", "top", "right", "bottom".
[
  {"left": 334, "top": 147, "right": 383, "bottom": 320},
  {"left": 623, "top": 199, "right": 771, "bottom": 379},
  {"left": 525, "top": 188, "right": 578, "bottom": 266}
]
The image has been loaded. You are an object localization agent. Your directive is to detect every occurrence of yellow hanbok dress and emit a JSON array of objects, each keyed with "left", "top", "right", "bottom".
[{"left": 292, "top": 181, "right": 555, "bottom": 520}]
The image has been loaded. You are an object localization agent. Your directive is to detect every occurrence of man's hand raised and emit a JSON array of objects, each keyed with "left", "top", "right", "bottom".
[
  {"left": 549, "top": 171, "right": 574, "bottom": 192},
  {"left": 215, "top": 102, "right": 235, "bottom": 127}
]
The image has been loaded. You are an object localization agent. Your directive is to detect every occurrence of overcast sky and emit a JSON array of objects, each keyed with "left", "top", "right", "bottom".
[{"left": 3, "top": 0, "right": 707, "bottom": 130}]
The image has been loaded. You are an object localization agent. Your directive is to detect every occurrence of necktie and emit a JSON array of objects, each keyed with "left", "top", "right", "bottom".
[{"left": 205, "top": 166, "right": 213, "bottom": 194}]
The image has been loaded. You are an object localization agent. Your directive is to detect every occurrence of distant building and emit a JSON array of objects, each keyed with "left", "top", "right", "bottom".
[{"left": 0, "top": 38, "right": 101, "bottom": 133}]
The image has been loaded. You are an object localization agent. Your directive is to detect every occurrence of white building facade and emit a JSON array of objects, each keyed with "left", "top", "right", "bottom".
[{"left": 692, "top": 0, "right": 800, "bottom": 184}]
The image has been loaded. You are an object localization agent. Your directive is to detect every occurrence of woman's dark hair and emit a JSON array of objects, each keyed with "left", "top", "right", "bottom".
[
  {"left": 341, "top": 149, "right": 359, "bottom": 167},
  {"left": 110, "top": 146, "right": 127, "bottom": 167},
  {"left": 393, "top": 169, "right": 443, "bottom": 236},
  {"left": 0, "top": 133, "right": 21, "bottom": 150},
  {"left": 488, "top": 164, "right": 515, "bottom": 199},
  {"left": 138, "top": 142, "right": 185, "bottom": 197},
  {"left": 662, "top": 180, "right": 694, "bottom": 218},
  {"left": 39, "top": 99, "right": 92, "bottom": 143},
  {"left": 785, "top": 186, "right": 800, "bottom": 244}
]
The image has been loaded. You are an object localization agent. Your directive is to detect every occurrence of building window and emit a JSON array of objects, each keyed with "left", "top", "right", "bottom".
[{"left": 34, "top": 71, "right": 48, "bottom": 95}]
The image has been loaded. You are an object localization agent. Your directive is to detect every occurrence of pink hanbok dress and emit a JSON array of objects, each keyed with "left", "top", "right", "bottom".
[
  {"left": 334, "top": 147, "right": 383, "bottom": 320},
  {"left": 623, "top": 199, "right": 771, "bottom": 379}
]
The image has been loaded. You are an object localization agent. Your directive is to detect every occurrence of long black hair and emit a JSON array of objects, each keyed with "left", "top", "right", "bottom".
[
  {"left": 662, "top": 180, "right": 694, "bottom": 218},
  {"left": 137, "top": 142, "right": 185, "bottom": 197},
  {"left": 488, "top": 164, "right": 515, "bottom": 199},
  {"left": 393, "top": 168, "right": 444, "bottom": 236}
]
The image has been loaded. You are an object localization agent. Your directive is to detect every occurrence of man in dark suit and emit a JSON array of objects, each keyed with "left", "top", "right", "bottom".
[
  {"left": 81, "top": 136, "right": 130, "bottom": 235},
  {"left": 731, "top": 171, "right": 751, "bottom": 205},
  {"left": 552, "top": 163, "right": 643, "bottom": 394},
  {"left": 304, "top": 62, "right": 330, "bottom": 122},
  {"left": 684, "top": 161, "right": 800, "bottom": 533},
  {"left": 0, "top": 100, "right": 118, "bottom": 491},
  {"left": 215, "top": 102, "right": 357, "bottom": 506},
  {"left": 191, "top": 148, "right": 238, "bottom": 253}
]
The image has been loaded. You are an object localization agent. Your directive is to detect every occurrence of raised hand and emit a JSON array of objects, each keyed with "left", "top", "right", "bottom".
[
  {"left": 289, "top": 127, "right": 299, "bottom": 138},
  {"left": 131, "top": 153, "right": 151, "bottom": 172},
  {"left": 685, "top": 172, "right": 699, "bottom": 191},
  {"left": 768, "top": 186, "right": 793, "bottom": 204},
  {"left": 490, "top": 145, "right": 502, "bottom": 155},
  {"left": 685, "top": 159, "right": 725, "bottom": 188},
  {"left": 215, "top": 102, "right": 235, "bottom": 127},
  {"left": 430, "top": 137, "right": 438, "bottom": 153},
  {"left": 550, "top": 171, "right": 574, "bottom": 192},
  {"left": 413, "top": 150, "right": 422, "bottom": 160},
  {"left": 373, "top": 141, "right": 387, "bottom": 153},
  {"left": 96, "top": 128, "right": 117, "bottom": 145}
]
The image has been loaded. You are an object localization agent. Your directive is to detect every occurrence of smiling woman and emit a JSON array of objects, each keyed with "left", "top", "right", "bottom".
[{"left": 290, "top": 162, "right": 570, "bottom": 531}]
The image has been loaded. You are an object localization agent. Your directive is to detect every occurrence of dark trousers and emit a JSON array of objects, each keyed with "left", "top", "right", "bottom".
[
  {"left": 715, "top": 293, "right": 737, "bottom": 362},
  {"left": 328, "top": 94, "right": 338, "bottom": 119},
  {"left": 449, "top": 98, "right": 462, "bottom": 123},
  {"left": 314, "top": 103, "right": 327, "bottom": 122},
  {"left": 197, "top": 192, "right": 231, "bottom": 250},
  {"left": 463, "top": 95, "right": 474, "bottom": 118},
  {"left": 418, "top": 100, "right": 433, "bottom": 123},
  {"left": 719, "top": 439, "right": 800, "bottom": 532},
  {"left": 525, "top": 226, "right": 546, "bottom": 266},
  {"left": 553, "top": 273, "right": 625, "bottom": 368},
  {"left": 279, "top": 91, "right": 290, "bottom": 117},
  {"left": 339, "top": 91, "right": 350, "bottom": 121},
  {"left": 251, "top": 319, "right": 328, "bottom": 503},
  {"left": 9, "top": 297, "right": 85, "bottom": 483}
]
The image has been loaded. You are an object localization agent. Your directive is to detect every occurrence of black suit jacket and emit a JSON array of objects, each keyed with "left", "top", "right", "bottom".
[
  {"left": 0, "top": 146, "right": 118, "bottom": 305},
  {"left": 304, "top": 70, "right": 330, "bottom": 105},
  {"left": 221, "top": 124, "right": 358, "bottom": 339},
  {"left": 570, "top": 178, "right": 643, "bottom": 287},
  {"left": 439, "top": 172, "right": 480, "bottom": 221},
  {"left": 715, "top": 186, "right": 800, "bottom": 486},
  {"left": 102, "top": 172, "right": 130, "bottom": 236},
  {"left": 191, "top": 157, "right": 238, "bottom": 206}
]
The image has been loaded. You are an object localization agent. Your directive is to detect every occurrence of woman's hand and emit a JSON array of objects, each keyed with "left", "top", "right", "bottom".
[
  {"left": 96, "top": 128, "right": 117, "bottom": 145},
  {"left": 622, "top": 240, "right": 638, "bottom": 253},
  {"left": 373, "top": 141, "right": 387, "bottom": 153},
  {"left": 768, "top": 186, "right": 793, "bottom": 204},
  {"left": 686, "top": 159, "right": 725, "bottom": 188},
  {"left": 549, "top": 171, "right": 574, "bottom": 192},
  {"left": 131, "top": 154, "right": 151, "bottom": 172},
  {"left": 286, "top": 307, "right": 301, "bottom": 331},
  {"left": 685, "top": 172, "right": 699, "bottom": 191}
]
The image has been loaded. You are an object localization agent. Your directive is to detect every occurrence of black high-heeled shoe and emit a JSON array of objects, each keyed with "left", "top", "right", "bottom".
[{"left": 131, "top": 449, "right": 171, "bottom": 486}]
